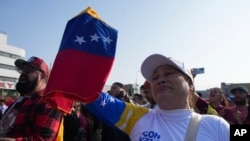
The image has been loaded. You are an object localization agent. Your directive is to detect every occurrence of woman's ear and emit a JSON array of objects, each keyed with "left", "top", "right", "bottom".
[
  {"left": 189, "top": 84, "right": 194, "bottom": 92},
  {"left": 40, "top": 73, "right": 48, "bottom": 82},
  {"left": 40, "top": 73, "right": 46, "bottom": 79}
]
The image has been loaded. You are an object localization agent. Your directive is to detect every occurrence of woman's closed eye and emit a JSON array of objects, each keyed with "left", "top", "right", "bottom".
[{"left": 151, "top": 71, "right": 176, "bottom": 81}]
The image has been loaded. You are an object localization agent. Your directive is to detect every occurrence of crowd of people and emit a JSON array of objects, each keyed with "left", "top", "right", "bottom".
[{"left": 0, "top": 54, "right": 249, "bottom": 141}]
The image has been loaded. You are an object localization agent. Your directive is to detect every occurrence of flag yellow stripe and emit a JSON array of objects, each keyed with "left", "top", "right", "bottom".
[
  {"left": 116, "top": 103, "right": 149, "bottom": 134},
  {"left": 73, "top": 7, "right": 103, "bottom": 22}
]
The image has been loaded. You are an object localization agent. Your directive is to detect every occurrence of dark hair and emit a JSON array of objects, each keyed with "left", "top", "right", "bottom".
[
  {"left": 0, "top": 99, "right": 6, "bottom": 103},
  {"left": 134, "top": 94, "right": 144, "bottom": 100},
  {"left": 112, "top": 82, "right": 124, "bottom": 89},
  {"left": 196, "top": 92, "right": 203, "bottom": 97}
]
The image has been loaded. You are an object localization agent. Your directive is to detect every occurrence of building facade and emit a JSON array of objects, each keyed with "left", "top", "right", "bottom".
[{"left": 0, "top": 32, "right": 25, "bottom": 99}]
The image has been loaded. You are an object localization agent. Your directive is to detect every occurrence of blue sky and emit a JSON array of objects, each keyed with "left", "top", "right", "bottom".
[{"left": 1, "top": 0, "right": 250, "bottom": 90}]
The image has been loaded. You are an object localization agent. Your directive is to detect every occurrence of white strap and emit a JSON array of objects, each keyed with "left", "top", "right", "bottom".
[{"left": 184, "top": 112, "right": 202, "bottom": 141}]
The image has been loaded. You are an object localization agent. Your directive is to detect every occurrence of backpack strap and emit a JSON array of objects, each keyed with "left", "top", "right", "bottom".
[{"left": 184, "top": 112, "right": 202, "bottom": 141}]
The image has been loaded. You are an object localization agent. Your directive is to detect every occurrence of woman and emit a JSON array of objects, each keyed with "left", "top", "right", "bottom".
[
  {"left": 208, "top": 87, "right": 229, "bottom": 117},
  {"left": 86, "top": 53, "right": 229, "bottom": 141}
]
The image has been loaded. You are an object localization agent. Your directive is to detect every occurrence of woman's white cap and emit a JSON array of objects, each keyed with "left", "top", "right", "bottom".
[{"left": 141, "top": 54, "right": 193, "bottom": 83}]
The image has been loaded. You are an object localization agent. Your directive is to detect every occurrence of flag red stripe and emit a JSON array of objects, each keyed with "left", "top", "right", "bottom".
[{"left": 44, "top": 49, "right": 114, "bottom": 113}]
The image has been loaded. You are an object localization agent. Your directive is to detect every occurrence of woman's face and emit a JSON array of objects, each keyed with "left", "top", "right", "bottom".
[
  {"left": 209, "top": 88, "right": 222, "bottom": 103},
  {"left": 150, "top": 65, "right": 192, "bottom": 109}
]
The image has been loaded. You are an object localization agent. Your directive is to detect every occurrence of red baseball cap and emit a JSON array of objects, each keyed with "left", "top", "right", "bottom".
[{"left": 15, "top": 56, "right": 49, "bottom": 77}]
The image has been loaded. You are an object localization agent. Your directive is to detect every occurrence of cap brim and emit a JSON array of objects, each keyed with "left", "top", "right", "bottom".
[
  {"left": 15, "top": 59, "right": 45, "bottom": 73},
  {"left": 231, "top": 88, "right": 248, "bottom": 94},
  {"left": 141, "top": 54, "right": 180, "bottom": 82},
  {"left": 15, "top": 59, "right": 28, "bottom": 69}
]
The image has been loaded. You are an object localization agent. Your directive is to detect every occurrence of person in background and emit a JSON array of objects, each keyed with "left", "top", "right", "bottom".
[
  {"left": 191, "top": 70, "right": 218, "bottom": 115},
  {"left": 193, "top": 92, "right": 212, "bottom": 114},
  {"left": 109, "top": 82, "right": 124, "bottom": 98},
  {"left": 196, "top": 92, "right": 203, "bottom": 97},
  {"left": 227, "top": 95, "right": 235, "bottom": 107},
  {"left": 141, "top": 81, "right": 156, "bottom": 109},
  {"left": 101, "top": 82, "right": 131, "bottom": 141},
  {"left": 0, "top": 99, "right": 8, "bottom": 118},
  {"left": 86, "top": 53, "right": 229, "bottom": 141},
  {"left": 208, "top": 87, "right": 229, "bottom": 116},
  {"left": 224, "top": 85, "right": 250, "bottom": 124},
  {"left": 0, "top": 56, "right": 63, "bottom": 141},
  {"left": 109, "top": 82, "right": 133, "bottom": 103},
  {"left": 80, "top": 104, "right": 102, "bottom": 141},
  {"left": 132, "top": 93, "right": 147, "bottom": 105},
  {"left": 194, "top": 87, "right": 229, "bottom": 117},
  {"left": 63, "top": 101, "right": 87, "bottom": 141},
  {"left": 5, "top": 98, "right": 15, "bottom": 107}
]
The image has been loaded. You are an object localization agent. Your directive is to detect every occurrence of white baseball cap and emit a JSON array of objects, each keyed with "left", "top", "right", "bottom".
[{"left": 141, "top": 54, "right": 193, "bottom": 83}]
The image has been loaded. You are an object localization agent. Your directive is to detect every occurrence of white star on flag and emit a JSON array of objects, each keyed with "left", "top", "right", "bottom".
[
  {"left": 109, "top": 97, "right": 115, "bottom": 103},
  {"left": 104, "top": 36, "right": 112, "bottom": 44},
  {"left": 100, "top": 100, "right": 107, "bottom": 107},
  {"left": 90, "top": 33, "right": 100, "bottom": 42},
  {"left": 74, "top": 35, "right": 86, "bottom": 45}
]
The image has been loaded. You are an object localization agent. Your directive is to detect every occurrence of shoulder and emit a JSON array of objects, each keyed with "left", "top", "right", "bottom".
[
  {"left": 141, "top": 103, "right": 151, "bottom": 108},
  {"left": 196, "top": 114, "right": 229, "bottom": 140},
  {"left": 200, "top": 114, "right": 229, "bottom": 129}
]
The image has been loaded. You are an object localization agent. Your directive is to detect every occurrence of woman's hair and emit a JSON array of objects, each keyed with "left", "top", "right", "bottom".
[
  {"left": 189, "top": 89, "right": 198, "bottom": 112},
  {"left": 211, "top": 87, "right": 230, "bottom": 108},
  {"left": 220, "top": 93, "right": 230, "bottom": 108},
  {"left": 182, "top": 73, "right": 196, "bottom": 111}
]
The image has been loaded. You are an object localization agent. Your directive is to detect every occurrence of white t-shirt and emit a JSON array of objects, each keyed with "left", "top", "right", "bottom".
[
  {"left": 131, "top": 107, "right": 229, "bottom": 141},
  {"left": 142, "top": 103, "right": 156, "bottom": 109},
  {"left": 86, "top": 93, "right": 229, "bottom": 141}
]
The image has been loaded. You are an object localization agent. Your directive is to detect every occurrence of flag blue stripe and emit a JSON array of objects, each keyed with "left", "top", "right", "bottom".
[
  {"left": 59, "top": 13, "right": 117, "bottom": 57},
  {"left": 85, "top": 92, "right": 126, "bottom": 127}
]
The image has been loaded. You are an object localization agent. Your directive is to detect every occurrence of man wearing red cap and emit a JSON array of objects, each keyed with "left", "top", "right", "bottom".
[{"left": 0, "top": 56, "right": 63, "bottom": 141}]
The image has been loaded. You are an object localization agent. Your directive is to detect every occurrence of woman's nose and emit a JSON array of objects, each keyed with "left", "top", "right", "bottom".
[{"left": 157, "top": 78, "right": 165, "bottom": 85}]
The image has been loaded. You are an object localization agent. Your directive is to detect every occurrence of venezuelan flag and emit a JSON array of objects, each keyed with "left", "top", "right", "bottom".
[{"left": 44, "top": 7, "right": 118, "bottom": 114}]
